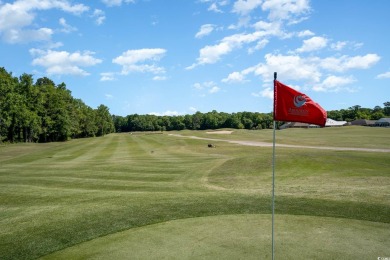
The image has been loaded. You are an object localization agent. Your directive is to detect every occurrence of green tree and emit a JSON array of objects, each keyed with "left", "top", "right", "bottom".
[
  {"left": 95, "top": 105, "right": 114, "bottom": 136},
  {"left": 384, "top": 102, "right": 390, "bottom": 116}
]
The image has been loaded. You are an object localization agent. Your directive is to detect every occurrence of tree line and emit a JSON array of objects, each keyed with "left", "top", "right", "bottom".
[
  {"left": 327, "top": 104, "right": 390, "bottom": 122},
  {"left": 0, "top": 67, "right": 114, "bottom": 143},
  {"left": 113, "top": 102, "right": 390, "bottom": 133},
  {"left": 1, "top": 67, "right": 389, "bottom": 142},
  {"left": 113, "top": 111, "right": 275, "bottom": 132}
]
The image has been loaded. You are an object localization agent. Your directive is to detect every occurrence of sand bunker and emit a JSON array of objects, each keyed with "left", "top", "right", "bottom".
[{"left": 206, "top": 131, "right": 233, "bottom": 134}]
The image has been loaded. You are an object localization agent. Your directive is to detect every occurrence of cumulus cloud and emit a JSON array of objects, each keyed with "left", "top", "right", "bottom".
[
  {"left": 320, "top": 54, "right": 381, "bottom": 72},
  {"left": 30, "top": 49, "right": 102, "bottom": 76},
  {"left": 296, "top": 36, "right": 328, "bottom": 53},
  {"left": 193, "top": 81, "right": 221, "bottom": 94},
  {"left": 251, "top": 88, "right": 271, "bottom": 99},
  {"left": 313, "top": 75, "right": 356, "bottom": 92},
  {"left": 113, "top": 48, "right": 167, "bottom": 75},
  {"left": 100, "top": 72, "right": 116, "bottom": 81},
  {"left": 190, "top": 0, "right": 312, "bottom": 69},
  {"left": 262, "top": 0, "right": 311, "bottom": 21},
  {"left": 222, "top": 71, "right": 246, "bottom": 83},
  {"left": 201, "top": 0, "right": 228, "bottom": 13},
  {"left": 248, "top": 38, "right": 269, "bottom": 53},
  {"left": 195, "top": 24, "right": 216, "bottom": 39},
  {"left": 187, "top": 31, "right": 264, "bottom": 69},
  {"left": 152, "top": 76, "right": 167, "bottom": 81},
  {"left": 252, "top": 53, "right": 322, "bottom": 83},
  {"left": 101, "top": 0, "right": 135, "bottom": 7},
  {"left": 331, "top": 41, "right": 347, "bottom": 51},
  {"left": 59, "top": 18, "right": 77, "bottom": 33},
  {"left": 232, "top": 0, "right": 263, "bottom": 15},
  {"left": 92, "top": 9, "right": 105, "bottom": 25},
  {"left": 3, "top": 27, "right": 53, "bottom": 43},
  {"left": 223, "top": 52, "right": 380, "bottom": 89},
  {"left": 376, "top": 71, "right": 390, "bottom": 79},
  {"left": 222, "top": 66, "right": 256, "bottom": 83},
  {"left": 0, "top": 0, "right": 88, "bottom": 43},
  {"left": 208, "top": 2, "right": 223, "bottom": 13},
  {"left": 297, "top": 30, "right": 315, "bottom": 37}
]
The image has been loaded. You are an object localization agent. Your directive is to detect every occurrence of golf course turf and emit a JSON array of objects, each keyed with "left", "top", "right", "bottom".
[{"left": 0, "top": 127, "right": 389, "bottom": 259}]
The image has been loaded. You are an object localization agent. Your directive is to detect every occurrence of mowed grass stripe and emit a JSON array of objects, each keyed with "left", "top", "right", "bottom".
[{"left": 0, "top": 129, "right": 389, "bottom": 260}]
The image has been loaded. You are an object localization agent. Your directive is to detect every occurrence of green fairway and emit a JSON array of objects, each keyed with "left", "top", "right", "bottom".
[{"left": 0, "top": 127, "right": 389, "bottom": 259}]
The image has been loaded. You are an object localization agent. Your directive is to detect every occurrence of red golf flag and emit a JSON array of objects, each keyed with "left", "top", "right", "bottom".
[{"left": 274, "top": 80, "right": 327, "bottom": 127}]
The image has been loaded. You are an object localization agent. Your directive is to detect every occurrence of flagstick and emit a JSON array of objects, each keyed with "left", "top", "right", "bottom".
[
  {"left": 272, "top": 72, "right": 277, "bottom": 260},
  {"left": 272, "top": 120, "right": 276, "bottom": 260}
]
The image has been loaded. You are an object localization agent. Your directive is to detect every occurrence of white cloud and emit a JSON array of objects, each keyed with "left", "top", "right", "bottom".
[
  {"left": 248, "top": 38, "right": 269, "bottom": 53},
  {"left": 222, "top": 71, "right": 246, "bottom": 83},
  {"left": 187, "top": 31, "right": 264, "bottom": 69},
  {"left": 195, "top": 24, "right": 216, "bottom": 39},
  {"left": 251, "top": 87, "right": 273, "bottom": 99},
  {"left": 105, "top": 94, "right": 114, "bottom": 99},
  {"left": 296, "top": 36, "right": 328, "bottom": 53},
  {"left": 3, "top": 27, "right": 53, "bottom": 43},
  {"left": 209, "top": 86, "right": 221, "bottom": 93},
  {"left": 100, "top": 72, "right": 116, "bottom": 81},
  {"left": 153, "top": 76, "right": 167, "bottom": 81},
  {"left": 252, "top": 20, "right": 289, "bottom": 38},
  {"left": 149, "top": 110, "right": 180, "bottom": 116},
  {"left": 260, "top": 87, "right": 273, "bottom": 99},
  {"left": 313, "top": 75, "right": 356, "bottom": 92},
  {"left": 297, "top": 30, "right": 314, "bottom": 37},
  {"left": 262, "top": 0, "right": 311, "bottom": 21},
  {"left": 376, "top": 71, "right": 390, "bottom": 79},
  {"left": 320, "top": 54, "right": 381, "bottom": 72},
  {"left": 92, "top": 9, "right": 105, "bottom": 25},
  {"left": 101, "top": 0, "right": 135, "bottom": 7},
  {"left": 226, "top": 52, "right": 381, "bottom": 92},
  {"left": 208, "top": 2, "right": 223, "bottom": 13},
  {"left": 0, "top": 0, "right": 89, "bottom": 43},
  {"left": 193, "top": 82, "right": 203, "bottom": 90},
  {"left": 203, "top": 0, "right": 228, "bottom": 13},
  {"left": 252, "top": 53, "right": 322, "bottom": 83},
  {"left": 331, "top": 41, "right": 347, "bottom": 51},
  {"left": 113, "top": 48, "right": 167, "bottom": 75},
  {"left": 189, "top": 107, "right": 198, "bottom": 113},
  {"left": 30, "top": 49, "right": 102, "bottom": 76},
  {"left": 59, "top": 18, "right": 77, "bottom": 33},
  {"left": 232, "top": 0, "right": 263, "bottom": 15},
  {"left": 193, "top": 81, "right": 221, "bottom": 94}
]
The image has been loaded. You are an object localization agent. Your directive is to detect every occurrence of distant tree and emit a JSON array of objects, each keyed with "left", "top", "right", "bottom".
[{"left": 384, "top": 102, "right": 390, "bottom": 116}]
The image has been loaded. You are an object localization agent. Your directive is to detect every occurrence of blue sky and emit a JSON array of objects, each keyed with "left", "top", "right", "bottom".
[{"left": 1, "top": 0, "right": 389, "bottom": 116}]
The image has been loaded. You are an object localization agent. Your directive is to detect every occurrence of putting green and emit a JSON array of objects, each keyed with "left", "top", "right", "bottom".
[{"left": 41, "top": 214, "right": 389, "bottom": 259}]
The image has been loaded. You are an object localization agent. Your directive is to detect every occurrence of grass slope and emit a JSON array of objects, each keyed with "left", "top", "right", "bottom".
[{"left": 0, "top": 127, "right": 389, "bottom": 259}]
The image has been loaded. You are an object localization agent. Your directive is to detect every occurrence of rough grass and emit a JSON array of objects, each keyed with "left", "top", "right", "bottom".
[{"left": 0, "top": 127, "right": 389, "bottom": 259}]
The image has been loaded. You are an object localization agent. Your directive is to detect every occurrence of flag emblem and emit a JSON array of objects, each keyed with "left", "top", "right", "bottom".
[{"left": 294, "top": 95, "right": 306, "bottom": 108}]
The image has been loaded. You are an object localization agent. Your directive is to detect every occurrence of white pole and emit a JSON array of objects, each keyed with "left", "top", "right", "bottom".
[
  {"left": 271, "top": 72, "right": 277, "bottom": 260},
  {"left": 272, "top": 120, "right": 276, "bottom": 260}
]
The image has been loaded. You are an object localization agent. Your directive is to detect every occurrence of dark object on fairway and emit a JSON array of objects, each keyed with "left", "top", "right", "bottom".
[{"left": 208, "top": 144, "right": 216, "bottom": 148}]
